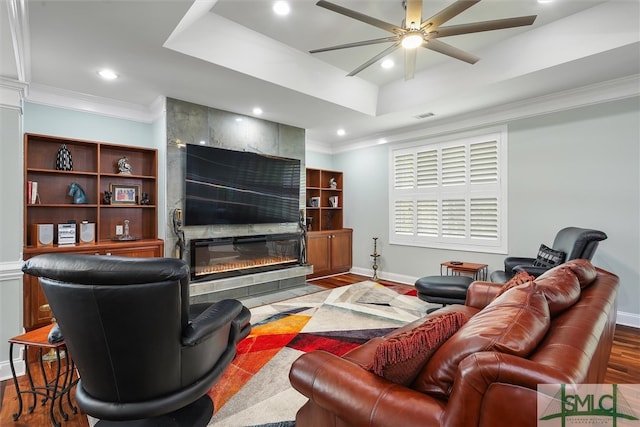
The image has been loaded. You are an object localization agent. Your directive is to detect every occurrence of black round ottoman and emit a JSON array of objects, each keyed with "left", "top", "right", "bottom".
[{"left": 414, "top": 275, "right": 474, "bottom": 313}]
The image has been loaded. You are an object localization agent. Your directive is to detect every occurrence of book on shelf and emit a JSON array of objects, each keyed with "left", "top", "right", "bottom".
[{"left": 28, "top": 181, "right": 39, "bottom": 204}]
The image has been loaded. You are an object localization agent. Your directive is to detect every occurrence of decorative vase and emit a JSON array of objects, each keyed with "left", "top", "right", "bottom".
[{"left": 56, "top": 144, "right": 73, "bottom": 171}]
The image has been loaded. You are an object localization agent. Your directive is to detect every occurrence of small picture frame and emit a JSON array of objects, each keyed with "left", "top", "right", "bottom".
[
  {"left": 308, "top": 197, "right": 320, "bottom": 208},
  {"left": 110, "top": 184, "right": 140, "bottom": 205}
]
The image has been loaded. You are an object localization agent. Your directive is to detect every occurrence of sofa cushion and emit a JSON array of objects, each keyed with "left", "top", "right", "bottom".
[
  {"left": 413, "top": 281, "right": 550, "bottom": 397},
  {"left": 494, "top": 270, "right": 536, "bottom": 299},
  {"left": 532, "top": 244, "right": 566, "bottom": 268},
  {"left": 534, "top": 267, "right": 581, "bottom": 316},
  {"left": 538, "top": 258, "right": 597, "bottom": 289},
  {"left": 368, "top": 312, "right": 468, "bottom": 386}
]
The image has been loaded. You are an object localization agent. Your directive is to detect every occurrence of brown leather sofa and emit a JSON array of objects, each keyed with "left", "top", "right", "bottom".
[{"left": 289, "top": 260, "right": 619, "bottom": 427}]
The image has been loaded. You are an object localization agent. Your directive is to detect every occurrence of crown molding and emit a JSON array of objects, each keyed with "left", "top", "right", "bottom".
[
  {"left": 305, "top": 138, "right": 333, "bottom": 154},
  {"left": 5, "top": 0, "right": 30, "bottom": 82},
  {"left": 25, "top": 83, "right": 165, "bottom": 123},
  {"left": 332, "top": 74, "right": 640, "bottom": 154},
  {"left": 0, "top": 78, "right": 26, "bottom": 111}
]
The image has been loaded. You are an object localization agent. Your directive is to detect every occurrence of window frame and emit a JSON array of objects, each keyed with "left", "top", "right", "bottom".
[{"left": 388, "top": 126, "right": 508, "bottom": 254}]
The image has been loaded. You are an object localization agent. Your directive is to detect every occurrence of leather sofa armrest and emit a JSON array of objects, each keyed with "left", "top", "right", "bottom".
[
  {"left": 182, "top": 299, "right": 243, "bottom": 346},
  {"left": 465, "top": 281, "right": 503, "bottom": 309},
  {"left": 513, "top": 264, "right": 548, "bottom": 277},
  {"left": 290, "top": 351, "right": 445, "bottom": 427},
  {"left": 444, "top": 351, "right": 573, "bottom": 427}
]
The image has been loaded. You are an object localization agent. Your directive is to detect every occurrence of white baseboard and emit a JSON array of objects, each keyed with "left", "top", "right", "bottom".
[
  {"left": 349, "top": 267, "right": 418, "bottom": 286},
  {"left": 0, "top": 353, "right": 25, "bottom": 382},
  {"left": 616, "top": 311, "right": 640, "bottom": 328}
]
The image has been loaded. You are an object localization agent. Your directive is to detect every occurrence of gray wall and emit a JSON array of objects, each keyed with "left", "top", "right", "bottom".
[
  {"left": 164, "top": 98, "right": 306, "bottom": 260},
  {"left": 0, "top": 105, "right": 24, "bottom": 377},
  {"left": 310, "top": 96, "right": 640, "bottom": 326}
]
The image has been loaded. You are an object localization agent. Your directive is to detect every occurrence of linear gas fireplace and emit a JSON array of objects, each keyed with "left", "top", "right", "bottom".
[{"left": 189, "top": 233, "right": 302, "bottom": 282}]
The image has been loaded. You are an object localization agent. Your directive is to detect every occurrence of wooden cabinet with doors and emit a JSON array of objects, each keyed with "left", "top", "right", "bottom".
[
  {"left": 307, "top": 228, "right": 353, "bottom": 279},
  {"left": 22, "top": 133, "right": 164, "bottom": 330}
]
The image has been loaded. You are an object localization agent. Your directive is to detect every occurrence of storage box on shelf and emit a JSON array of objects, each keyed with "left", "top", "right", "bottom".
[
  {"left": 23, "top": 133, "right": 164, "bottom": 330},
  {"left": 305, "top": 168, "right": 352, "bottom": 279}
]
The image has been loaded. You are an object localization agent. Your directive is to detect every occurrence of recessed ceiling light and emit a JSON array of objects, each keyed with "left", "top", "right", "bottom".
[
  {"left": 253, "top": 107, "right": 263, "bottom": 115},
  {"left": 97, "top": 69, "right": 118, "bottom": 80},
  {"left": 537, "top": 0, "right": 553, "bottom": 3},
  {"left": 199, "top": 140, "right": 206, "bottom": 145},
  {"left": 337, "top": 129, "right": 346, "bottom": 136},
  {"left": 381, "top": 59, "right": 394, "bottom": 69},
  {"left": 273, "top": 1, "right": 290, "bottom": 16}
]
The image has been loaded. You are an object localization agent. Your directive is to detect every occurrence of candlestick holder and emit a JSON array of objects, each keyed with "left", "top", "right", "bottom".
[{"left": 371, "top": 237, "right": 380, "bottom": 281}]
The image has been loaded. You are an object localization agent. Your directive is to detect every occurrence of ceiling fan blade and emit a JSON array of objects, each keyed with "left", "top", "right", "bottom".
[
  {"left": 405, "top": 0, "right": 422, "bottom": 29},
  {"left": 424, "top": 39, "right": 479, "bottom": 64},
  {"left": 421, "top": 0, "right": 479, "bottom": 31},
  {"left": 310, "top": 36, "right": 398, "bottom": 54},
  {"left": 347, "top": 42, "right": 401, "bottom": 76},
  {"left": 434, "top": 15, "right": 537, "bottom": 38},
  {"left": 405, "top": 48, "right": 417, "bottom": 80},
  {"left": 316, "top": 0, "right": 403, "bottom": 35}
]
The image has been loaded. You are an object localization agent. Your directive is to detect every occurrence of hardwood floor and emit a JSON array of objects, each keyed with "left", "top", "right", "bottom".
[{"left": 1, "top": 273, "right": 638, "bottom": 427}]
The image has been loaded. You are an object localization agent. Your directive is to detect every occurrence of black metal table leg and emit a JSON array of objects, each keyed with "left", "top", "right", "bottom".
[
  {"left": 24, "top": 346, "right": 37, "bottom": 413},
  {"left": 9, "top": 343, "right": 23, "bottom": 421}
]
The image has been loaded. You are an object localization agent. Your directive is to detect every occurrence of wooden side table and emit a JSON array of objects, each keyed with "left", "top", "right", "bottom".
[
  {"left": 441, "top": 261, "right": 489, "bottom": 281},
  {"left": 8, "top": 323, "right": 78, "bottom": 427}
]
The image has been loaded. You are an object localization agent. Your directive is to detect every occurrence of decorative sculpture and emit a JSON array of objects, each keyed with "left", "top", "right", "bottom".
[
  {"left": 56, "top": 144, "right": 73, "bottom": 171},
  {"left": 117, "top": 156, "right": 132, "bottom": 174},
  {"left": 299, "top": 209, "right": 307, "bottom": 265},
  {"left": 103, "top": 190, "right": 112, "bottom": 204},
  {"left": 68, "top": 182, "right": 88, "bottom": 204},
  {"left": 140, "top": 192, "right": 150, "bottom": 205}
]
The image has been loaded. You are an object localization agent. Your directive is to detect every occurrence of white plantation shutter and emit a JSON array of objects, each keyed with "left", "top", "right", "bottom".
[
  {"left": 394, "top": 153, "right": 414, "bottom": 189},
  {"left": 394, "top": 200, "right": 414, "bottom": 234},
  {"left": 470, "top": 141, "right": 498, "bottom": 184},
  {"left": 442, "top": 199, "right": 466, "bottom": 238},
  {"left": 442, "top": 146, "right": 466, "bottom": 186},
  {"left": 417, "top": 199, "right": 438, "bottom": 236},
  {"left": 417, "top": 149, "right": 438, "bottom": 188},
  {"left": 470, "top": 198, "right": 498, "bottom": 239},
  {"left": 389, "top": 129, "right": 506, "bottom": 253}
]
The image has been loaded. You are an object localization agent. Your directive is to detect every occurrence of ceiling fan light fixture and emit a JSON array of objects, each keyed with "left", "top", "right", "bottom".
[{"left": 401, "top": 33, "right": 423, "bottom": 49}]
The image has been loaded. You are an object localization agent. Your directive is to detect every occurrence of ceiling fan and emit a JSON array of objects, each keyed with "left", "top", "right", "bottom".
[{"left": 310, "top": 0, "right": 537, "bottom": 80}]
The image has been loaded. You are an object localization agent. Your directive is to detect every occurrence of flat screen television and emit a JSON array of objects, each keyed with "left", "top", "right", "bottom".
[{"left": 185, "top": 144, "right": 301, "bottom": 226}]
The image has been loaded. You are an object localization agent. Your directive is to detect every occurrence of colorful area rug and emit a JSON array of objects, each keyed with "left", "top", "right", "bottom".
[{"left": 207, "top": 281, "right": 431, "bottom": 426}]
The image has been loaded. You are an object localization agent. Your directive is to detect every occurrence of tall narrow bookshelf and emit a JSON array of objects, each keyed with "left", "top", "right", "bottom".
[{"left": 305, "top": 168, "right": 343, "bottom": 231}]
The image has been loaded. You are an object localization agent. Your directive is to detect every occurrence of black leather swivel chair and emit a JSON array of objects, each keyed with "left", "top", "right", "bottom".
[
  {"left": 22, "top": 254, "right": 251, "bottom": 426},
  {"left": 490, "top": 227, "right": 607, "bottom": 283}
]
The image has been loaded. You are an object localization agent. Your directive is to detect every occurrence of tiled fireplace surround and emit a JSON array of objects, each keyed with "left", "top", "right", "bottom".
[{"left": 165, "top": 98, "right": 312, "bottom": 304}]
